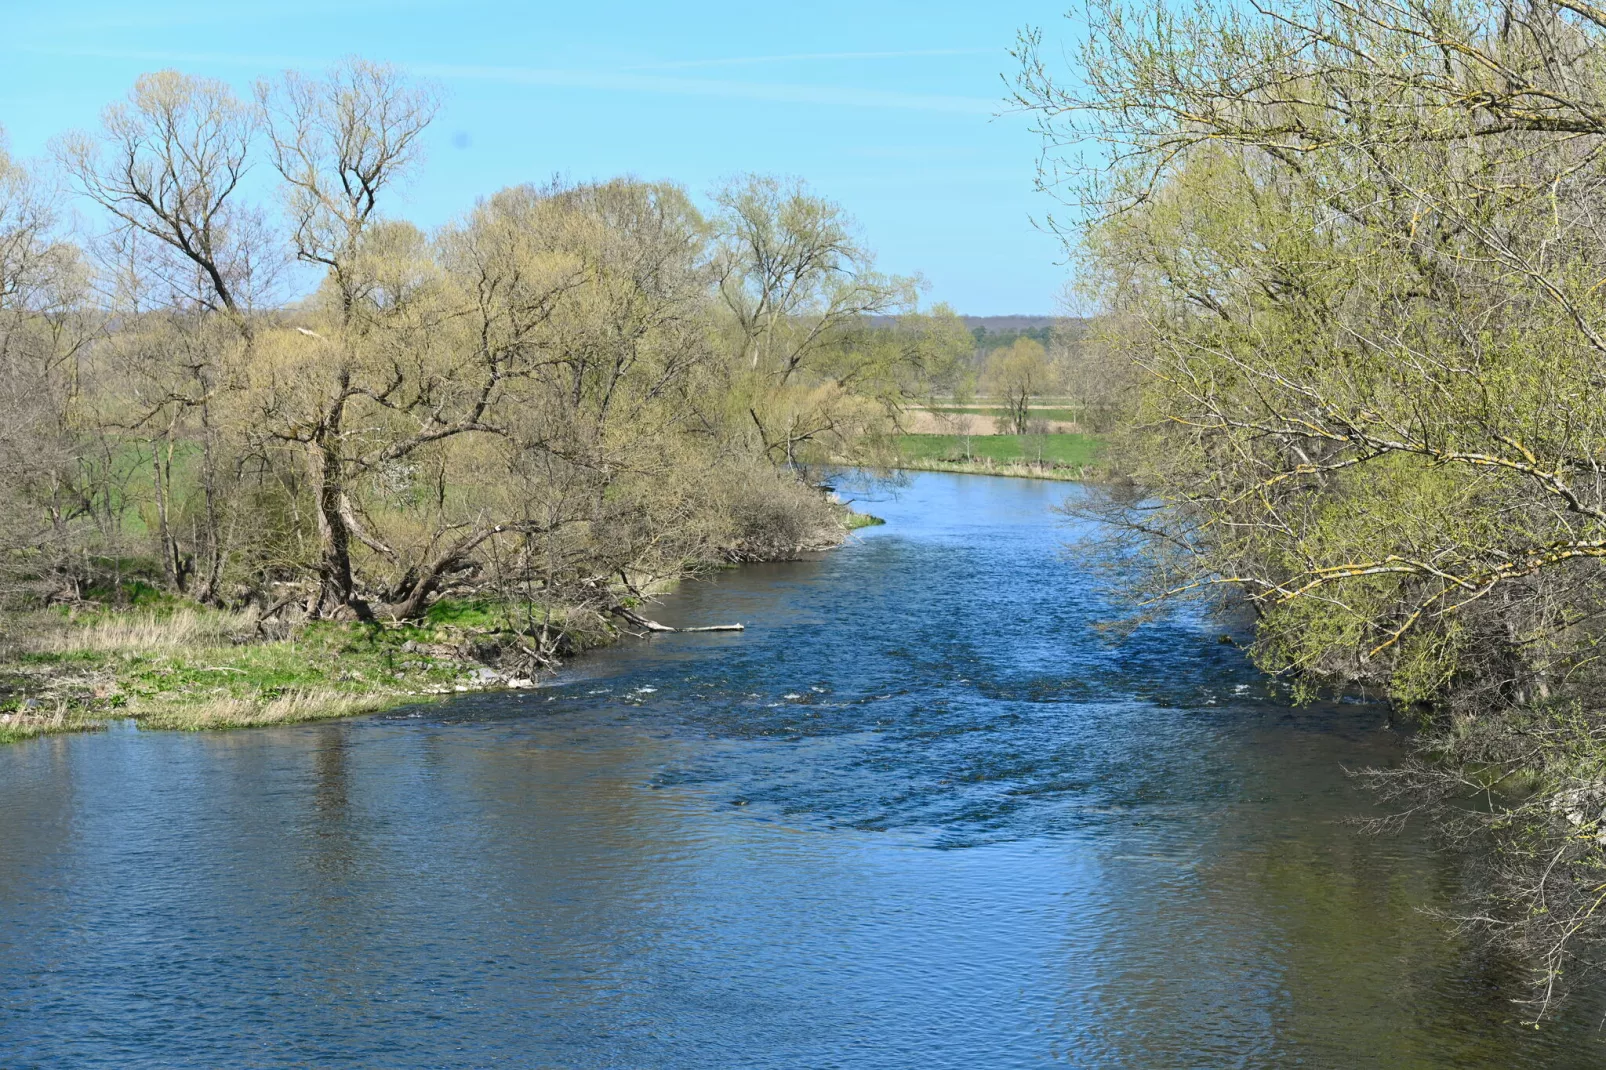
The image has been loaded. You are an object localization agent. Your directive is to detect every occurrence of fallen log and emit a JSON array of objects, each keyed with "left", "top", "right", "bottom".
[{"left": 610, "top": 606, "right": 743, "bottom": 634}]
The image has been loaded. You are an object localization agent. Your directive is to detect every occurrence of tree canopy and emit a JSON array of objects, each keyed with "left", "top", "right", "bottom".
[
  {"left": 0, "top": 62, "right": 963, "bottom": 627},
  {"left": 1016, "top": 0, "right": 1606, "bottom": 1010}
]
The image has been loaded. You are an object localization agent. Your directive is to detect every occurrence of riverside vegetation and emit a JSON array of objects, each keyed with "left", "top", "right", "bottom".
[
  {"left": 895, "top": 321, "right": 1134, "bottom": 480},
  {"left": 1016, "top": 0, "right": 1606, "bottom": 1017},
  {"left": 0, "top": 60, "right": 977, "bottom": 740},
  {"left": 894, "top": 430, "right": 1106, "bottom": 481}
]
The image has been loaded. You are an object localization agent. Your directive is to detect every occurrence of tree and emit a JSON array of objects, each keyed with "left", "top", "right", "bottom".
[
  {"left": 11, "top": 59, "right": 917, "bottom": 633},
  {"left": 420, "top": 179, "right": 724, "bottom": 620},
  {"left": 1014, "top": 0, "right": 1606, "bottom": 1011},
  {"left": 0, "top": 131, "right": 104, "bottom": 602},
  {"left": 711, "top": 174, "right": 939, "bottom": 468},
  {"left": 249, "top": 59, "right": 443, "bottom": 617},
  {"left": 257, "top": 58, "right": 438, "bottom": 319},
  {"left": 56, "top": 73, "right": 265, "bottom": 599},
  {"left": 941, "top": 366, "right": 982, "bottom": 460},
  {"left": 713, "top": 174, "right": 912, "bottom": 380},
  {"left": 982, "top": 337, "right": 1054, "bottom": 435},
  {"left": 1049, "top": 313, "right": 1128, "bottom": 433},
  {"left": 56, "top": 70, "right": 264, "bottom": 318}
]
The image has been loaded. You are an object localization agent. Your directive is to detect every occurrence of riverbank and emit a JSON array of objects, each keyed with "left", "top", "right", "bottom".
[
  {"left": 0, "top": 505, "right": 883, "bottom": 745},
  {"left": 895, "top": 457, "right": 1106, "bottom": 482},
  {"left": 893, "top": 432, "right": 1114, "bottom": 482},
  {"left": 0, "top": 601, "right": 605, "bottom": 744},
  {"left": 6, "top": 470, "right": 1585, "bottom": 1067}
]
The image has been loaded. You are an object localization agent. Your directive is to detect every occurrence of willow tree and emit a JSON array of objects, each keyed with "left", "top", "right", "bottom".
[
  {"left": 1016, "top": 0, "right": 1606, "bottom": 1011},
  {"left": 407, "top": 179, "right": 732, "bottom": 619},
  {"left": 982, "top": 337, "right": 1056, "bottom": 434},
  {"left": 0, "top": 132, "right": 103, "bottom": 602},
  {"left": 248, "top": 59, "right": 445, "bottom": 617},
  {"left": 57, "top": 71, "right": 265, "bottom": 599},
  {"left": 6, "top": 59, "right": 908, "bottom": 628},
  {"left": 711, "top": 174, "right": 968, "bottom": 468}
]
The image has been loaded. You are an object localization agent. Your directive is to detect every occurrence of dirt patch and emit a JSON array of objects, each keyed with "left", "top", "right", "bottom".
[{"left": 902, "top": 409, "right": 1080, "bottom": 434}]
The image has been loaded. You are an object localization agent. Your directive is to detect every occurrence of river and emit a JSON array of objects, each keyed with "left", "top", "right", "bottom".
[{"left": 2, "top": 472, "right": 1603, "bottom": 1068}]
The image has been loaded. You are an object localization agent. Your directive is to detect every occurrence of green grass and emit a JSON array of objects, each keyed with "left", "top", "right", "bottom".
[
  {"left": 898, "top": 433, "right": 1105, "bottom": 466},
  {"left": 3, "top": 612, "right": 463, "bottom": 728},
  {"left": 0, "top": 599, "right": 620, "bottom": 742},
  {"left": 0, "top": 719, "right": 54, "bottom": 744},
  {"left": 888, "top": 433, "right": 1111, "bottom": 482}
]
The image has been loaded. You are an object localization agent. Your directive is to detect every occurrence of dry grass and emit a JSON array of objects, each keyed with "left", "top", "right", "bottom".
[
  {"left": 136, "top": 688, "right": 390, "bottom": 731},
  {"left": 904, "top": 408, "right": 1081, "bottom": 434},
  {"left": 32, "top": 609, "right": 256, "bottom": 654},
  {"left": 895, "top": 457, "right": 1100, "bottom": 482},
  {"left": 0, "top": 704, "right": 102, "bottom": 743},
  {"left": 0, "top": 603, "right": 508, "bottom": 746}
]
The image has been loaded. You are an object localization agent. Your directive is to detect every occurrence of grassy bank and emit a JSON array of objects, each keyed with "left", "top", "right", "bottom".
[
  {"left": 0, "top": 600, "right": 613, "bottom": 741},
  {"left": 895, "top": 433, "right": 1110, "bottom": 481},
  {"left": 0, "top": 505, "right": 885, "bottom": 745}
]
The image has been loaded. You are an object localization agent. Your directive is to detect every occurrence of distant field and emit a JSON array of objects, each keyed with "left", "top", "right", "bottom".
[
  {"left": 926, "top": 406, "right": 1084, "bottom": 424},
  {"left": 897, "top": 433, "right": 1105, "bottom": 466}
]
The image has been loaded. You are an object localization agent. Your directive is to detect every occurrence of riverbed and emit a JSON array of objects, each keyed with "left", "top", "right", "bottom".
[{"left": 3, "top": 472, "right": 1602, "bottom": 1067}]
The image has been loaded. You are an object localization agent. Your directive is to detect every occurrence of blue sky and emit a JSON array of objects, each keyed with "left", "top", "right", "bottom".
[{"left": 0, "top": 1, "right": 1079, "bottom": 314}]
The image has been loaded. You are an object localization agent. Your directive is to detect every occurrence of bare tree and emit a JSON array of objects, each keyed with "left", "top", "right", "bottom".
[
  {"left": 258, "top": 58, "right": 438, "bottom": 319},
  {"left": 0, "top": 62, "right": 905, "bottom": 642},
  {"left": 710, "top": 175, "right": 966, "bottom": 469},
  {"left": 56, "top": 70, "right": 264, "bottom": 318},
  {"left": 713, "top": 174, "right": 912, "bottom": 381},
  {"left": 0, "top": 130, "right": 106, "bottom": 601},
  {"left": 252, "top": 59, "right": 441, "bottom": 616},
  {"left": 56, "top": 71, "right": 273, "bottom": 601}
]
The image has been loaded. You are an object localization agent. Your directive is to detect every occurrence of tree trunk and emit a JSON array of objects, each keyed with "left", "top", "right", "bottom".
[
  {"left": 193, "top": 396, "right": 226, "bottom": 603},
  {"left": 312, "top": 438, "right": 371, "bottom": 620}
]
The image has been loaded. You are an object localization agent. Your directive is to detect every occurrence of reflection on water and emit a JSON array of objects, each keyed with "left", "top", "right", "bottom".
[{"left": 1, "top": 472, "right": 1601, "bottom": 1068}]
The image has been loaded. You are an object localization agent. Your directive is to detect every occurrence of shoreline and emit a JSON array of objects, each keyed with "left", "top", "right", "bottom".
[
  {"left": 0, "top": 608, "right": 581, "bottom": 745},
  {"left": 892, "top": 458, "right": 1112, "bottom": 483},
  {"left": 0, "top": 473, "right": 1097, "bottom": 749},
  {"left": 0, "top": 506, "right": 881, "bottom": 747}
]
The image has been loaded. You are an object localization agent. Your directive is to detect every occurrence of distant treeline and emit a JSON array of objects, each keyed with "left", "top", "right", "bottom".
[{"left": 970, "top": 324, "right": 1053, "bottom": 355}]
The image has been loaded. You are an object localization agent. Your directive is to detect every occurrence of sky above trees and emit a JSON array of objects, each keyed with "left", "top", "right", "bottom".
[{"left": 0, "top": 0, "right": 1074, "bottom": 314}]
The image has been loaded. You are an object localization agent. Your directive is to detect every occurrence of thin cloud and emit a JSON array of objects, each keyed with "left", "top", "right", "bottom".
[
  {"left": 624, "top": 48, "right": 997, "bottom": 71},
  {"left": 17, "top": 0, "right": 448, "bottom": 34},
  {"left": 416, "top": 62, "right": 997, "bottom": 115},
  {"left": 15, "top": 47, "right": 1000, "bottom": 116},
  {"left": 17, "top": 45, "right": 320, "bottom": 70}
]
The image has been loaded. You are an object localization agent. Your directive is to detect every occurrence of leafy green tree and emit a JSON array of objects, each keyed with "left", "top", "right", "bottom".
[
  {"left": 982, "top": 337, "right": 1055, "bottom": 435},
  {"left": 709, "top": 175, "right": 966, "bottom": 469},
  {"left": 1015, "top": 0, "right": 1606, "bottom": 1009}
]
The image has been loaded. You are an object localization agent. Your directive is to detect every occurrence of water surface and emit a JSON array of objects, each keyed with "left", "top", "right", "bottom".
[{"left": 3, "top": 473, "right": 1601, "bottom": 1067}]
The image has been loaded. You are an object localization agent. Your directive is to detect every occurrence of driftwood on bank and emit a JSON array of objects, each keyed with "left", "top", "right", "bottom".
[{"left": 610, "top": 606, "right": 744, "bottom": 634}]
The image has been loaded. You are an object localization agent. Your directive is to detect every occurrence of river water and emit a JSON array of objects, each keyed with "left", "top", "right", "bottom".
[{"left": 3, "top": 472, "right": 1604, "bottom": 1068}]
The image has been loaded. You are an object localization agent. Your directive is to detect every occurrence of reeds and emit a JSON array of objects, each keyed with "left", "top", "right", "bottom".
[
  {"left": 137, "top": 688, "right": 388, "bottom": 731},
  {"left": 35, "top": 609, "right": 256, "bottom": 654},
  {"left": 0, "top": 703, "right": 100, "bottom": 743}
]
